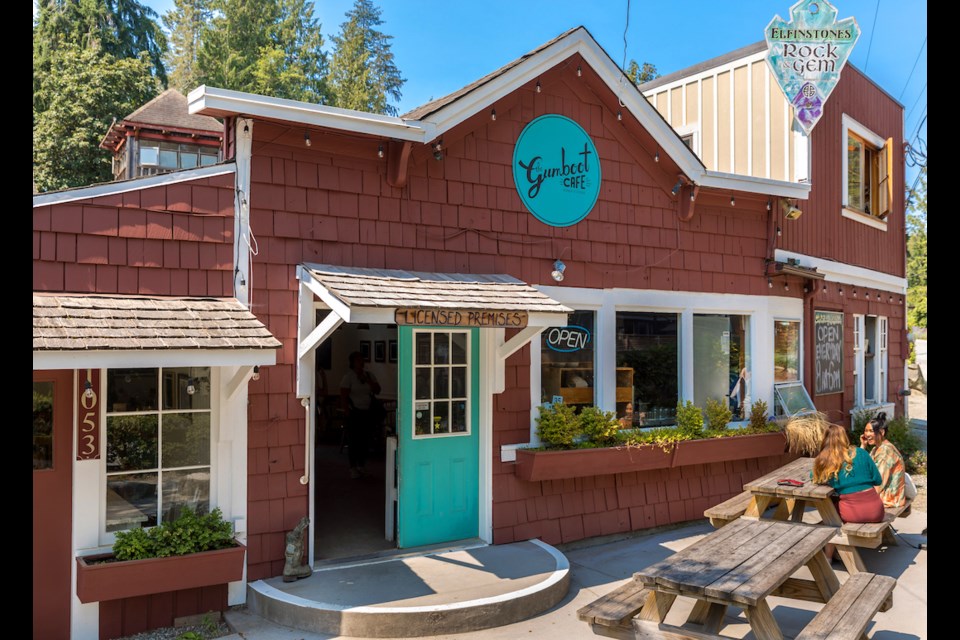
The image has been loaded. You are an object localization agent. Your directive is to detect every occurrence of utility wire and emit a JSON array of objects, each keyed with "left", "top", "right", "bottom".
[
  {"left": 863, "top": 0, "right": 880, "bottom": 73},
  {"left": 898, "top": 36, "right": 927, "bottom": 101},
  {"left": 905, "top": 88, "right": 927, "bottom": 134}
]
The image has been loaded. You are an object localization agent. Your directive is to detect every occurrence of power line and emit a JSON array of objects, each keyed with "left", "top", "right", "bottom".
[
  {"left": 898, "top": 36, "right": 927, "bottom": 100},
  {"left": 909, "top": 111, "right": 927, "bottom": 147},
  {"left": 904, "top": 83, "right": 926, "bottom": 126},
  {"left": 863, "top": 0, "right": 880, "bottom": 73}
]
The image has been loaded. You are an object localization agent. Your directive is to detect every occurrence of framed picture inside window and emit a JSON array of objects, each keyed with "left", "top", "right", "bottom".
[
  {"left": 374, "top": 340, "right": 386, "bottom": 363},
  {"left": 388, "top": 340, "right": 398, "bottom": 363},
  {"left": 359, "top": 341, "right": 371, "bottom": 362}
]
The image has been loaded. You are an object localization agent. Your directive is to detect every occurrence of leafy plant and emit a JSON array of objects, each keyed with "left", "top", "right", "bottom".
[
  {"left": 908, "top": 450, "right": 927, "bottom": 475},
  {"left": 113, "top": 507, "right": 235, "bottom": 561},
  {"left": 674, "top": 400, "right": 704, "bottom": 437},
  {"left": 535, "top": 402, "right": 581, "bottom": 449},
  {"left": 703, "top": 397, "right": 733, "bottom": 431},
  {"left": 749, "top": 399, "right": 770, "bottom": 431},
  {"left": 579, "top": 405, "right": 621, "bottom": 447}
]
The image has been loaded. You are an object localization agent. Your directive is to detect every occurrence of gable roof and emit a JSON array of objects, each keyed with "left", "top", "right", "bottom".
[
  {"left": 189, "top": 27, "right": 808, "bottom": 199},
  {"left": 124, "top": 89, "right": 223, "bottom": 132}
]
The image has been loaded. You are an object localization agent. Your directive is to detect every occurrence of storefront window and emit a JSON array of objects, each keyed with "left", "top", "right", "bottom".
[
  {"left": 693, "top": 314, "right": 750, "bottom": 420},
  {"left": 540, "top": 311, "right": 595, "bottom": 411},
  {"left": 616, "top": 312, "right": 679, "bottom": 427},
  {"left": 774, "top": 321, "right": 801, "bottom": 382},
  {"left": 105, "top": 367, "right": 212, "bottom": 532}
]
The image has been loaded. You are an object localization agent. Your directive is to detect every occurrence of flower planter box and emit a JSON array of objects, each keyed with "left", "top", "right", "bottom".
[
  {"left": 76, "top": 544, "right": 246, "bottom": 604},
  {"left": 514, "top": 432, "right": 787, "bottom": 482},
  {"left": 671, "top": 432, "right": 787, "bottom": 467}
]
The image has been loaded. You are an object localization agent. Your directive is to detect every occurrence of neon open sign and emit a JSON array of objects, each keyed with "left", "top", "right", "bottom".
[{"left": 545, "top": 325, "right": 591, "bottom": 352}]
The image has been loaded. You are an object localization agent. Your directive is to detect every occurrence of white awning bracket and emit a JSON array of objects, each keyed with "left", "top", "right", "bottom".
[{"left": 493, "top": 326, "right": 546, "bottom": 395}]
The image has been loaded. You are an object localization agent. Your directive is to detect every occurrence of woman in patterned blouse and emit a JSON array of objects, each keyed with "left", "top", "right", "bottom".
[{"left": 860, "top": 412, "right": 907, "bottom": 509}]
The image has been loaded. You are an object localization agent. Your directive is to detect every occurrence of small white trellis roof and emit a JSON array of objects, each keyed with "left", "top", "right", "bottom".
[
  {"left": 33, "top": 293, "right": 280, "bottom": 369},
  {"left": 299, "top": 263, "right": 573, "bottom": 320}
]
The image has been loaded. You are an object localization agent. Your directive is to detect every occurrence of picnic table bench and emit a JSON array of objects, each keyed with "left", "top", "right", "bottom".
[{"left": 578, "top": 520, "right": 896, "bottom": 639}]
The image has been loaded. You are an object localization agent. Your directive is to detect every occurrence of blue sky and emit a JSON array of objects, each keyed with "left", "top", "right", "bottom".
[{"left": 35, "top": 0, "right": 928, "bottom": 190}]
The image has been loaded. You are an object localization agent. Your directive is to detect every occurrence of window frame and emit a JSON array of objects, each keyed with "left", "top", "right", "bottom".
[
  {"left": 841, "top": 114, "right": 892, "bottom": 230},
  {"left": 99, "top": 366, "right": 219, "bottom": 546},
  {"left": 412, "top": 329, "right": 472, "bottom": 439}
]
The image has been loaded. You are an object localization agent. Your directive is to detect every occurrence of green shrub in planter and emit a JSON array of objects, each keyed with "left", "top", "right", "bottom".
[
  {"left": 675, "top": 400, "right": 704, "bottom": 437},
  {"left": 535, "top": 402, "right": 581, "bottom": 449},
  {"left": 703, "top": 397, "right": 732, "bottom": 431},
  {"left": 113, "top": 507, "right": 235, "bottom": 561},
  {"left": 579, "top": 405, "right": 621, "bottom": 446},
  {"left": 749, "top": 399, "right": 770, "bottom": 431}
]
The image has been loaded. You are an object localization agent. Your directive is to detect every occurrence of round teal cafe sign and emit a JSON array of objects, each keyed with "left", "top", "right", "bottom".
[{"left": 512, "top": 115, "right": 601, "bottom": 227}]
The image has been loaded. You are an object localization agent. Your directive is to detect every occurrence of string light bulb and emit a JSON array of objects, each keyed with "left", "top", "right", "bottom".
[
  {"left": 777, "top": 226, "right": 782, "bottom": 237},
  {"left": 577, "top": 65, "right": 582, "bottom": 77},
  {"left": 186, "top": 377, "right": 197, "bottom": 396},
  {"left": 839, "top": 287, "right": 844, "bottom": 296},
  {"left": 822, "top": 284, "right": 827, "bottom": 293},
  {"left": 654, "top": 150, "right": 659, "bottom": 163},
  {"left": 730, "top": 196, "right": 735, "bottom": 206},
  {"left": 491, "top": 109, "right": 496, "bottom": 121},
  {"left": 617, "top": 110, "right": 622, "bottom": 121},
  {"left": 252, "top": 366, "right": 260, "bottom": 381},
  {"left": 784, "top": 282, "right": 789, "bottom": 292},
  {"left": 304, "top": 130, "right": 311, "bottom": 147},
  {"left": 767, "top": 200, "right": 772, "bottom": 211},
  {"left": 768, "top": 278, "right": 773, "bottom": 289},
  {"left": 84, "top": 380, "right": 94, "bottom": 400},
  {"left": 536, "top": 80, "right": 541, "bottom": 93},
  {"left": 377, "top": 144, "right": 384, "bottom": 159},
  {"left": 433, "top": 140, "right": 443, "bottom": 161}
]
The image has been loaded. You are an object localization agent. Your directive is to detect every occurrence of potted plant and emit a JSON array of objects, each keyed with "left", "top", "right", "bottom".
[{"left": 76, "top": 507, "right": 245, "bottom": 603}]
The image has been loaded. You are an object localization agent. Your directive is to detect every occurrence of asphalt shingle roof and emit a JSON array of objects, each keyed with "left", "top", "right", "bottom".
[
  {"left": 33, "top": 294, "right": 281, "bottom": 351},
  {"left": 301, "top": 264, "right": 573, "bottom": 314}
]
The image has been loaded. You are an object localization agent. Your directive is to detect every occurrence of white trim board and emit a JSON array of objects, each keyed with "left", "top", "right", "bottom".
[
  {"left": 33, "top": 349, "right": 277, "bottom": 370},
  {"left": 774, "top": 249, "right": 906, "bottom": 293},
  {"left": 33, "top": 163, "right": 236, "bottom": 207}
]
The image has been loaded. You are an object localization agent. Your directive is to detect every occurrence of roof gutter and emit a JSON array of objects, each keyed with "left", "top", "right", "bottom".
[
  {"left": 188, "top": 86, "right": 428, "bottom": 143},
  {"left": 698, "top": 170, "right": 811, "bottom": 200}
]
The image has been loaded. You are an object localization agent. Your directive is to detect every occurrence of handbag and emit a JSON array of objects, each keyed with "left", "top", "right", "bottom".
[{"left": 904, "top": 472, "right": 918, "bottom": 500}]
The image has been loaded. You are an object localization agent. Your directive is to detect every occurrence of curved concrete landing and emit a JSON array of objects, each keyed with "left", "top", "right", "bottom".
[{"left": 246, "top": 539, "right": 570, "bottom": 638}]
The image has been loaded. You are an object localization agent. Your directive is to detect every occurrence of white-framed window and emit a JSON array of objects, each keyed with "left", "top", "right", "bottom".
[
  {"left": 616, "top": 311, "right": 681, "bottom": 427},
  {"left": 138, "top": 140, "right": 220, "bottom": 177},
  {"left": 693, "top": 314, "right": 751, "bottom": 421},
  {"left": 413, "top": 330, "right": 470, "bottom": 437},
  {"left": 773, "top": 319, "right": 802, "bottom": 416},
  {"left": 104, "top": 367, "right": 214, "bottom": 536},
  {"left": 856, "top": 315, "right": 889, "bottom": 407},
  {"left": 676, "top": 123, "right": 700, "bottom": 157},
  {"left": 540, "top": 310, "right": 596, "bottom": 411},
  {"left": 841, "top": 114, "right": 892, "bottom": 228}
]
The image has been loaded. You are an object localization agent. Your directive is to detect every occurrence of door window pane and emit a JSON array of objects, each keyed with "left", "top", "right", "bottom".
[
  {"left": 616, "top": 312, "right": 679, "bottom": 427},
  {"left": 33, "top": 381, "right": 54, "bottom": 470},
  {"left": 413, "top": 331, "right": 470, "bottom": 437}
]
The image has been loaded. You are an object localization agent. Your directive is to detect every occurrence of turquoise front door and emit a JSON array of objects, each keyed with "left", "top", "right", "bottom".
[{"left": 397, "top": 327, "right": 480, "bottom": 548}]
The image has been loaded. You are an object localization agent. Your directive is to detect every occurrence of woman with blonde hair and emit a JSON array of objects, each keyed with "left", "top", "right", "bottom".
[
  {"left": 814, "top": 423, "right": 885, "bottom": 524},
  {"left": 814, "top": 423, "right": 885, "bottom": 561}
]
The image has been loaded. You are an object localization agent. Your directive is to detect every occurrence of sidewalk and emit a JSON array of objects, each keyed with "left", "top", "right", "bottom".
[{"left": 224, "top": 508, "right": 927, "bottom": 640}]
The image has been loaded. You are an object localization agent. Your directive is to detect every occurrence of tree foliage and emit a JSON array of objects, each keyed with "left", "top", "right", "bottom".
[
  {"left": 33, "top": 0, "right": 168, "bottom": 87},
  {"left": 328, "top": 0, "right": 404, "bottom": 115},
  {"left": 197, "top": 0, "right": 329, "bottom": 103},
  {"left": 906, "top": 167, "right": 927, "bottom": 329},
  {"left": 33, "top": 44, "right": 161, "bottom": 192},
  {"left": 626, "top": 59, "right": 660, "bottom": 85},
  {"left": 162, "top": 0, "right": 211, "bottom": 93}
]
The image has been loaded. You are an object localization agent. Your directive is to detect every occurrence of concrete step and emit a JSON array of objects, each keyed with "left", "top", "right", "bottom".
[{"left": 242, "top": 539, "right": 570, "bottom": 638}]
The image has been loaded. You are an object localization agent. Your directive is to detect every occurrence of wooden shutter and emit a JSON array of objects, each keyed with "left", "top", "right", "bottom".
[{"left": 876, "top": 138, "right": 893, "bottom": 219}]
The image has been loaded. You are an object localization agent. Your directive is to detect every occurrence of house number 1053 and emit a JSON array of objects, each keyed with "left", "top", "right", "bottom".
[{"left": 76, "top": 370, "right": 100, "bottom": 460}]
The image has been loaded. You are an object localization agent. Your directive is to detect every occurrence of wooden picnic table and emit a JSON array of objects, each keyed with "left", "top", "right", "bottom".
[
  {"left": 743, "top": 457, "right": 873, "bottom": 574},
  {"left": 633, "top": 518, "right": 840, "bottom": 640}
]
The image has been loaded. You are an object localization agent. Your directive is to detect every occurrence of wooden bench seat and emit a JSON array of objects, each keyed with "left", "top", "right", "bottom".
[
  {"left": 836, "top": 499, "right": 913, "bottom": 549},
  {"left": 703, "top": 490, "right": 755, "bottom": 528},
  {"left": 577, "top": 580, "right": 650, "bottom": 639},
  {"left": 795, "top": 572, "right": 896, "bottom": 640}
]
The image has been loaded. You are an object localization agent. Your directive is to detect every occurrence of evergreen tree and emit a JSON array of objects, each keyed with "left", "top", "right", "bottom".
[
  {"left": 33, "top": 0, "right": 168, "bottom": 87},
  {"left": 626, "top": 59, "right": 659, "bottom": 85},
  {"left": 162, "top": 0, "right": 211, "bottom": 94},
  {"left": 906, "top": 167, "right": 927, "bottom": 330},
  {"left": 328, "top": 0, "right": 404, "bottom": 116},
  {"left": 197, "top": 0, "right": 328, "bottom": 103},
  {"left": 33, "top": 43, "right": 161, "bottom": 191}
]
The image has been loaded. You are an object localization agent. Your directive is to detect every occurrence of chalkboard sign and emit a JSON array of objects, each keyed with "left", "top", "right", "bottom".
[{"left": 814, "top": 310, "right": 843, "bottom": 395}]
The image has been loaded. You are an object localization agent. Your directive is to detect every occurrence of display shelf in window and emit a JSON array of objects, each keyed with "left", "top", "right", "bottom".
[{"left": 553, "top": 367, "right": 633, "bottom": 406}]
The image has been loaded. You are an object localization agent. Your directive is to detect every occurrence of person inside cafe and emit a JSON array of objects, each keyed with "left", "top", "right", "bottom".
[
  {"left": 340, "top": 351, "right": 381, "bottom": 479},
  {"left": 813, "top": 423, "right": 885, "bottom": 560},
  {"left": 860, "top": 412, "right": 907, "bottom": 509}
]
